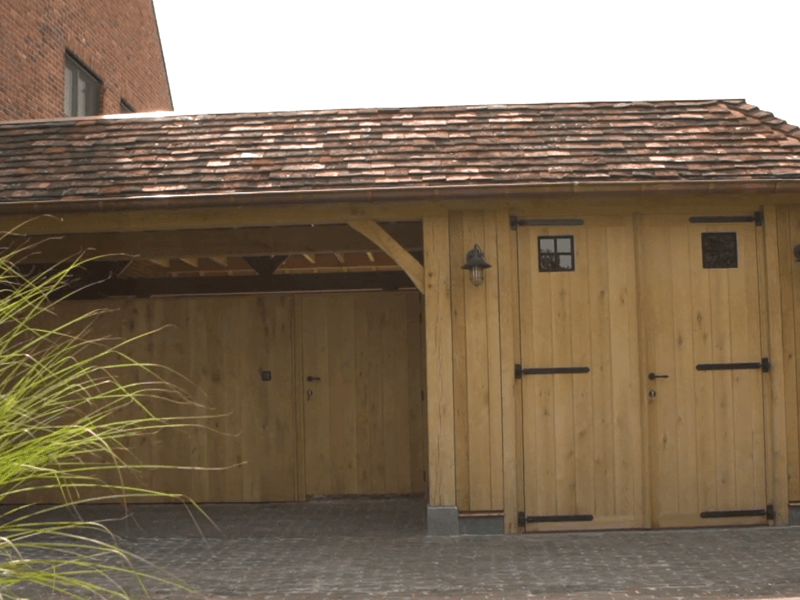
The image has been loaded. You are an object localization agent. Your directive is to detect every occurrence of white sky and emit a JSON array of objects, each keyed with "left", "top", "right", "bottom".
[{"left": 153, "top": 0, "right": 800, "bottom": 127}]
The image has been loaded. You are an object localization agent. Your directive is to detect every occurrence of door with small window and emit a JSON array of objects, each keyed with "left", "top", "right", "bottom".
[
  {"left": 639, "top": 215, "right": 769, "bottom": 528},
  {"left": 516, "top": 216, "right": 644, "bottom": 531}
]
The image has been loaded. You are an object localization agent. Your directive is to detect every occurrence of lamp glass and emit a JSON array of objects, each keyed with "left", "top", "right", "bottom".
[{"left": 470, "top": 266, "right": 484, "bottom": 286}]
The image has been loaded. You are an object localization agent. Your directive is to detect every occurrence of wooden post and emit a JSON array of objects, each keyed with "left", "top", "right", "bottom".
[
  {"left": 423, "top": 215, "right": 456, "bottom": 508},
  {"left": 495, "top": 209, "right": 519, "bottom": 532},
  {"left": 763, "top": 203, "right": 790, "bottom": 525}
]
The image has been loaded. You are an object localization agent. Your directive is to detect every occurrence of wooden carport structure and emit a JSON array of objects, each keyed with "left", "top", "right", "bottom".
[{"left": 3, "top": 100, "right": 800, "bottom": 534}]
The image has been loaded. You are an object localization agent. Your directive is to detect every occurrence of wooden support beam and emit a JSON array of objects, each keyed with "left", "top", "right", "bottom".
[
  {"left": 347, "top": 219, "right": 425, "bottom": 294},
  {"left": 67, "top": 271, "right": 414, "bottom": 299},
  {"left": 423, "top": 214, "right": 456, "bottom": 508},
  {"left": 178, "top": 257, "right": 199, "bottom": 268},
  {"left": 209, "top": 256, "right": 227, "bottom": 267},
  {"left": 243, "top": 255, "right": 287, "bottom": 276},
  {"left": 11, "top": 223, "right": 423, "bottom": 264}
]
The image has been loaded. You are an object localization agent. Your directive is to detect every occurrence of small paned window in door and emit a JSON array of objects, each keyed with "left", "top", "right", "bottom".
[
  {"left": 701, "top": 232, "right": 738, "bottom": 269},
  {"left": 538, "top": 235, "right": 574, "bottom": 272}
]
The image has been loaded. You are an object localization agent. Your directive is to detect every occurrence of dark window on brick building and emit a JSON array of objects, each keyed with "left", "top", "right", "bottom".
[{"left": 64, "top": 53, "right": 100, "bottom": 117}]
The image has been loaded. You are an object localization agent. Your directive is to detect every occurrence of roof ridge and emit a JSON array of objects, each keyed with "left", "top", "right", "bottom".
[
  {"left": 0, "top": 98, "right": 748, "bottom": 130},
  {"left": 722, "top": 99, "right": 800, "bottom": 144}
]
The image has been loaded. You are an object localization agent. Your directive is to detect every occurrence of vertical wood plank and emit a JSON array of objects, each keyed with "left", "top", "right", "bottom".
[
  {"left": 588, "top": 226, "right": 614, "bottom": 518},
  {"left": 423, "top": 214, "right": 456, "bottom": 507},
  {"left": 406, "top": 293, "right": 426, "bottom": 494},
  {"left": 778, "top": 204, "right": 800, "bottom": 500},
  {"left": 302, "top": 295, "right": 332, "bottom": 496},
  {"left": 707, "top": 234, "right": 736, "bottom": 511},
  {"left": 463, "top": 210, "right": 492, "bottom": 510},
  {"left": 293, "top": 296, "right": 306, "bottom": 501},
  {"left": 327, "top": 295, "right": 358, "bottom": 494},
  {"left": 449, "top": 211, "right": 470, "bottom": 510},
  {"left": 533, "top": 228, "right": 556, "bottom": 516},
  {"left": 484, "top": 210, "right": 505, "bottom": 511},
  {"left": 354, "top": 294, "right": 377, "bottom": 493},
  {"left": 551, "top": 238, "right": 576, "bottom": 516},
  {"left": 518, "top": 225, "right": 539, "bottom": 520},
  {"left": 763, "top": 203, "right": 790, "bottom": 524},
  {"left": 687, "top": 225, "right": 717, "bottom": 513},
  {"left": 571, "top": 225, "right": 595, "bottom": 517},
  {"left": 495, "top": 209, "right": 519, "bottom": 532},
  {"left": 669, "top": 225, "right": 699, "bottom": 516},
  {"left": 607, "top": 223, "right": 639, "bottom": 519}
]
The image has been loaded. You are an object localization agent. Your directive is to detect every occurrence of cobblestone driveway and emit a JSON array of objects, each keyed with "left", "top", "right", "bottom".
[{"left": 11, "top": 497, "right": 800, "bottom": 599}]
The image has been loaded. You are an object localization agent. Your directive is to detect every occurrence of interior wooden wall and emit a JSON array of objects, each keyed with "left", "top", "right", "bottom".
[{"left": 20, "top": 291, "right": 426, "bottom": 504}]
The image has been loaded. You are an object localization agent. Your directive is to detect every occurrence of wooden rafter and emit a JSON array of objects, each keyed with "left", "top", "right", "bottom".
[{"left": 347, "top": 219, "right": 424, "bottom": 294}]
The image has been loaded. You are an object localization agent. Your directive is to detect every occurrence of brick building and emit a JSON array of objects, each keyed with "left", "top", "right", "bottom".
[{"left": 0, "top": 0, "right": 172, "bottom": 121}]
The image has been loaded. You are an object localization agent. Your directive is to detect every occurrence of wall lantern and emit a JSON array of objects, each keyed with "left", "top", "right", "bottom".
[
  {"left": 461, "top": 244, "right": 491, "bottom": 287},
  {"left": 794, "top": 244, "right": 800, "bottom": 262}
]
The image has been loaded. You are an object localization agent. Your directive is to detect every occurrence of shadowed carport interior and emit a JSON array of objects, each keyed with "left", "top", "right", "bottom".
[
  {"left": 12, "top": 221, "right": 423, "bottom": 298},
  {"left": 9, "top": 219, "right": 429, "bottom": 506}
]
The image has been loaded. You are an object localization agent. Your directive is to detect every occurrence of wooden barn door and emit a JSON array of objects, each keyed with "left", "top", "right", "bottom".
[
  {"left": 516, "top": 217, "right": 644, "bottom": 531},
  {"left": 300, "top": 292, "right": 426, "bottom": 497},
  {"left": 639, "top": 215, "right": 769, "bottom": 528}
]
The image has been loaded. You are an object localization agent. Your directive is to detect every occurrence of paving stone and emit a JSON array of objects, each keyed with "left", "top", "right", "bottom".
[{"left": 7, "top": 497, "right": 800, "bottom": 599}]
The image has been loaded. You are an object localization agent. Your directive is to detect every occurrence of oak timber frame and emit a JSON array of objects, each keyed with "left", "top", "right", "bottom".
[{"left": 4, "top": 187, "right": 799, "bottom": 533}]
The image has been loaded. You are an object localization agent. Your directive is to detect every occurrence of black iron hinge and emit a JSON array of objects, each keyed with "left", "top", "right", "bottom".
[
  {"left": 688, "top": 211, "right": 763, "bottom": 226},
  {"left": 695, "top": 357, "right": 770, "bottom": 373},
  {"left": 700, "top": 504, "right": 775, "bottom": 520},
  {"left": 515, "top": 364, "right": 590, "bottom": 379},
  {"left": 510, "top": 216, "right": 585, "bottom": 230},
  {"left": 518, "top": 511, "right": 593, "bottom": 526}
]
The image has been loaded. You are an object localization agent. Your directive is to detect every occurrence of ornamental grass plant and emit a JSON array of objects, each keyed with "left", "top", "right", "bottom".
[{"left": 0, "top": 241, "right": 202, "bottom": 599}]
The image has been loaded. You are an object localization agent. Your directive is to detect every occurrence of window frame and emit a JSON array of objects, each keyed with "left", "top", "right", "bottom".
[
  {"left": 538, "top": 234, "right": 576, "bottom": 272},
  {"left": 64, "top": 52, "right": 101, "bottom": 117}
]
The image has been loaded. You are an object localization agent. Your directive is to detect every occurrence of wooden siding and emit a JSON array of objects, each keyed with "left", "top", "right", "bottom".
[
  {"left": 23, "top": 292, "right": 425, "bottom": 504},
  {"left": 777, "top": 204, "right": 800, "bottom": 502},
  {"left": 448, "top": 210, "right": 518, "bottom": 513}
]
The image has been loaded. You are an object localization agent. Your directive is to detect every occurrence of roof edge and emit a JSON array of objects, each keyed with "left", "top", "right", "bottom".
[
  {"left": 723, "top": 100, "right": 800, "bottom": 143},
  {"left": 1, "top": 179, "right": 798, "bottom": 216}
]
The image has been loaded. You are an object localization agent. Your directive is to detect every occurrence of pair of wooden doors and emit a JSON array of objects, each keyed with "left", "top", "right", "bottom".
[
  {"left": 22, "top": 291, "right": 425, "bottom": 504},
  {"left": 517, "top": 215, "right": 768, "bottom": 530}
]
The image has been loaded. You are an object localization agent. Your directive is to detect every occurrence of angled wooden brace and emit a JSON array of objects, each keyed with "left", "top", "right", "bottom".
[{"left": 346, "top": 220, "right": 425, "bottom": 294}]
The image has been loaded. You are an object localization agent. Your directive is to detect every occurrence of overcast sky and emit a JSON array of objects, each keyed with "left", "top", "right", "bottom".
[{"left": 152, "top": 0, "right": 800, "bottom": 127}]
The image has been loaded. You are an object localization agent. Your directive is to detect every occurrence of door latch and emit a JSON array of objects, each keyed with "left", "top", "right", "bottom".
[{"left": 648, "top": 373, "right": 669, "bottom": 380}]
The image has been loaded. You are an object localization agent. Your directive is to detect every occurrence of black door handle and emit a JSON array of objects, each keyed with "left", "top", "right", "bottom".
[
  {"left": 648, "top": 373, "right": 669, "bottom": 380},
  {"left": 306, "top": 376, "right": 321, "bottom": 382}
]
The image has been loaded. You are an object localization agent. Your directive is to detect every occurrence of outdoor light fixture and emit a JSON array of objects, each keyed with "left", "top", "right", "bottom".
[
  {"left": 794, "top": 244, "right": 800, "bottom": 262},
  {"left": 461, "top": 244, "right": 491, "bottom": 287}
]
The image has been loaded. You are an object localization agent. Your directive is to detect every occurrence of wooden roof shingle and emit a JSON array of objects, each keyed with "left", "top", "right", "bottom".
[{"left": 1, "top": 99, "right": 799, "bottom": 205}]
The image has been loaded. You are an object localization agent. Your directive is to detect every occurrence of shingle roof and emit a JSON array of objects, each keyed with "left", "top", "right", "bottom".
[{"left": 1, "top": 99, "right": 800, "bottom": 205}]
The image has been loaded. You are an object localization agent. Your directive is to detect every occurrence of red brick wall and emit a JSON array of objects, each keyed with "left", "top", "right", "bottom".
[{"left": 0, "top": 0, "right": 172, "bottom": 121}]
